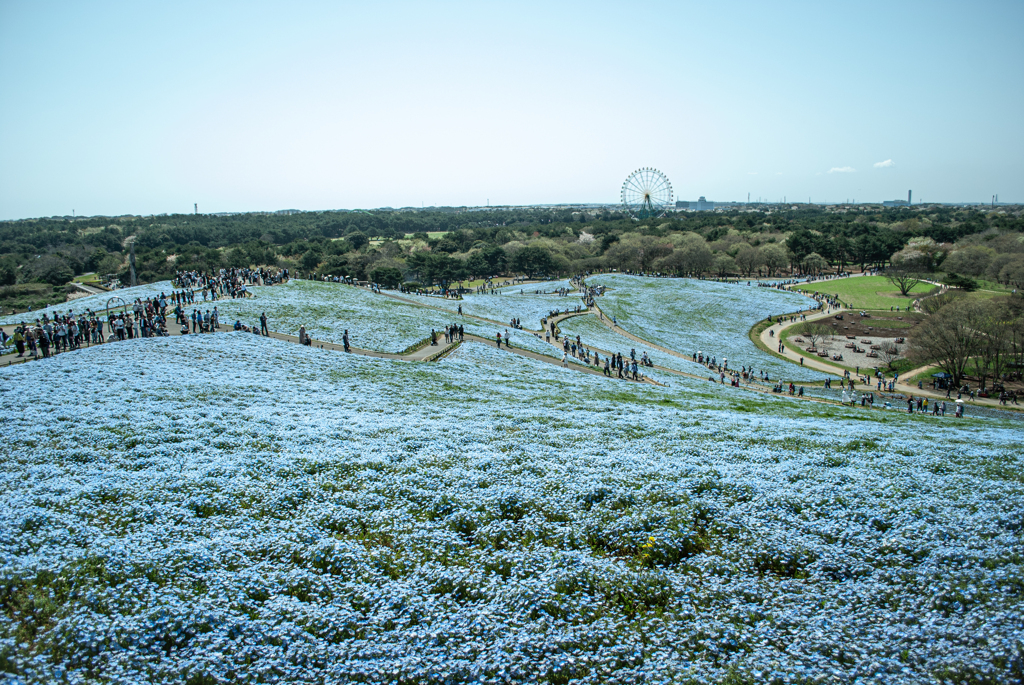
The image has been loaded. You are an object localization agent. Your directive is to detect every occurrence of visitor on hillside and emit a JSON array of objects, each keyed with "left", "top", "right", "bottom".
[{"left": 343, "top": 329, "right": 350, "bottom": 353}]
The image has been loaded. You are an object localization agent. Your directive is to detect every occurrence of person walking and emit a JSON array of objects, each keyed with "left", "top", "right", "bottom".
[
  {"left": 260, "top": 312, "right": 268, "bottom": 336},
  {"left": 343, "top": 329, "right": 350, "bottom": 353},
  {"left": 13, "top": 327, "right": 24, "bottom": 357}
]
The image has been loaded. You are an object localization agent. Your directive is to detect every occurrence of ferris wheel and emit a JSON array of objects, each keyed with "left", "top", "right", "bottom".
[{"left": 621, "top": 168, "right": 673, "bottom": 220}]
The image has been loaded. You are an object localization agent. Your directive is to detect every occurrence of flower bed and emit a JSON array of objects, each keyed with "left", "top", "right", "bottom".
[
  {"left": 396, "top": 290, "right": 574, "bottom": 329},
  {"left": 212, "top": 280, "right": 484, "bottom": 353},
  {"left": 0, "top": 333, "right": 1021, "bottom": 683},
  {"left": 590, "top": 274, "right": 826, "bottom": 382}
]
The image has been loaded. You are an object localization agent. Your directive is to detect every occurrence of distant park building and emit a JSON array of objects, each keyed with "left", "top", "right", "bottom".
[
  {"left": 883, "top": 190, "right": 912, "bottom": 208},
  {"left": 676, "top": 196, "right": 714, "bottom": 211}
]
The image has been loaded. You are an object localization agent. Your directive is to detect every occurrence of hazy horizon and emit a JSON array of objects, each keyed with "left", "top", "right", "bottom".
[{"left": 2, "top": 0, "right": 1022, "bottom": 220}]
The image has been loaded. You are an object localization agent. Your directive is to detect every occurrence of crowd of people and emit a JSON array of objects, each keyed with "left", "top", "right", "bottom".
[
  {"left": 175, "top": 267, "right": 287, "bottom": 299},
  {"left": 0, "top": 293, "right": 176, "bottom": 360}
]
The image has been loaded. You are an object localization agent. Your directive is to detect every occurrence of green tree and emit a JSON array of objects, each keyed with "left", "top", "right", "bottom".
[
  {"left": 510, "top": 245, "right": 557, "bottom": 276},
  {"left": 713, "top": 254, "right": 737, "bottom": 277},
  {"left": 760, "top": 243, "right": 789, "bottom": 277},
  {"left": 802, "top": 252, "right": 829, "bottom": 275},
  {"left": 346, "top": 231, "right": 369, "bottom": 251},
  {"left": 885, "top": 264, "right": 923, "bottom": 296},
  {"left": 301, "top": 249, "right": 322, "bottom": 271},
  {"left": 943, "top": 246, "right": 995, "bottom": 278},
  {"left": 0, "top": 257, "right": 16, "bottom": 286},
  {"left": 370, "top": 266, "right": 403, "bottom": 288},
  {"left": 734, "top": 244, "right": 763, "bottom": 276},
  {"left": 29, "top": 254, "right": 73, "bottom": 285}
]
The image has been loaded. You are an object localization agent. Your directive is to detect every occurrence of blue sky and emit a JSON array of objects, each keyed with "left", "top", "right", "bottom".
[{"left": 1, "top": 0, "right": 1021, "bottom": 218}]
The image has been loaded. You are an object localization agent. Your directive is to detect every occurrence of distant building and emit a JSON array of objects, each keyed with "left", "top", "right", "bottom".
[
  {"left": 676, "top": 196, "right": 714, "bottom": 211},
  {"left": 883, "top": 199, "right": 909, "bottom": 208}
]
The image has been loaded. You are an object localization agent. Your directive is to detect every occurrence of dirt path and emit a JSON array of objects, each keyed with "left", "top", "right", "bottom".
[{"left": 757, "top": 307, "right": 847, "bottom": 378}]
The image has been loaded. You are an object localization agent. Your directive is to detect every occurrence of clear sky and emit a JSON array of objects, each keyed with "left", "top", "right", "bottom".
[{"left": 1, "top": 0, "right": 1021, "bottom": 219}]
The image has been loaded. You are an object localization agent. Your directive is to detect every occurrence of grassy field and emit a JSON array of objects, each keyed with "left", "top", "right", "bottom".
[
  {"left": 72, "top": 272, "right": 104, "bottom": 285},
  {"left": 971, "top": 278, "right": 1014, "bottom": 293},
  {"left": 400, "top": 230, "right": 448, "bottom": 240},
  {"left": 794, "top": 275, "right": 935, "bottom": 309}
]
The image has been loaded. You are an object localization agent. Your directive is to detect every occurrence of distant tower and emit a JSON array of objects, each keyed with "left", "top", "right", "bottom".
[
  {"left": 128, "top": 238, "right": 138, "bottom": 288},
  {"left": 908, "top": 190, "right": 912, "bottom": 205},
  {"left": 194, "top": 203, "right": 198, "bottom": 215}
]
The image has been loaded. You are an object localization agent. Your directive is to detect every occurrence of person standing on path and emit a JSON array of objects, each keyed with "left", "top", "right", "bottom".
[
  {"left": 562, "top": 351, "right": 568, "bottom": 367},
  {"left": 260, "top": 312, "right": 269, "bottom": 336},
  {"left": 496, "top": 332, "right": 502, "bottom": 348},
  {"left": 343, "top": 329, "right": 350, "bottom": 352}
]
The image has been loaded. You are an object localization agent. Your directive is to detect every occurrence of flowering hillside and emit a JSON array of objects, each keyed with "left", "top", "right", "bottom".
[
  {"left": 1, "top": 333, "right": 1020, "bottom": 683},
  {"left": 590, "top": 274, "right": 826, "bottom": 382}
]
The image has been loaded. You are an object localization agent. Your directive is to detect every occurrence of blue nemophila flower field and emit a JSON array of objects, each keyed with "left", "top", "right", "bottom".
[
  {"left": 1, "top": 332, "right": 1021, "bottom": 684},
  {"left": 590, "top": 274, "right": 827, "bottom": 382}
]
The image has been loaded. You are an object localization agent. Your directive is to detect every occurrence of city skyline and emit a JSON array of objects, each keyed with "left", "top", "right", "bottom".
[{"left": 1, "top": 0, "right": 1021, "bottom": 220}]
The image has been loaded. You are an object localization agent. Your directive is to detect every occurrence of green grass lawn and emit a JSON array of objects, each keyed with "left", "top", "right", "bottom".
[
  {"left": 970, "top": 278, "right": 1014, "bottom": 293},
  {"left": 794, "top": 275, "right": 936, "bottom": 310}
]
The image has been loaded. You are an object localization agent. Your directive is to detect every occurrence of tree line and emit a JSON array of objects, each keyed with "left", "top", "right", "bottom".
[{"left": 1, "top": 205, "right": 1023, "bottom": 290}]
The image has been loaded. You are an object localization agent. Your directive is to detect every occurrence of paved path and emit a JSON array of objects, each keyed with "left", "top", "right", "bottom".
[
  {"left": 757, "top": 307, "right": 846, "bottom": 378},
  {"left": 69, "top": 282, "right": 107, "bottom": 296}
]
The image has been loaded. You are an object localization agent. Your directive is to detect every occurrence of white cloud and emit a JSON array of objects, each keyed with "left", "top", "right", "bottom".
[
  {"left": 775, "top": 172, "right": 783, "bottom": 176},
  {"left": 873, "top": 159, "right": 895, "bottom": 168},
  {"left": 828, "top": 166, "right": 856, "bottom": 173}
]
